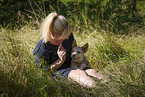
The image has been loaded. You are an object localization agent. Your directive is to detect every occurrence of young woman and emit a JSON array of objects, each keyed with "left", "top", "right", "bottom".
[{"left": 33, "top": 12, "right": 107, "bottom": 87}]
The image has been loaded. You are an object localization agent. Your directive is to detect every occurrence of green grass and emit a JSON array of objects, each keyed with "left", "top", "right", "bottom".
[
  {"left": 0, "top": 0, "right": 145, "bottom": 96},
  {"left": 137, "top": 1, "right": 145, "bottom": 16},
  {"left": 1, "top": 22, "right": 145, "bottom": 96}
]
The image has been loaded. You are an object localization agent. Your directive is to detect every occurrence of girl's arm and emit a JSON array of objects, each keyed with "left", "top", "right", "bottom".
[
  {"left": 50, "top": 58, "right": 65, "bottom": 72},
  {"left": 50, "top": 44, "right": 66, "bottom": 72}
]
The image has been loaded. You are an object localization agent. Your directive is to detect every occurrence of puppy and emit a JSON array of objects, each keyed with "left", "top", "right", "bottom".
[{"left": 71, "top": 39, "right": 91, "bottom": 69}]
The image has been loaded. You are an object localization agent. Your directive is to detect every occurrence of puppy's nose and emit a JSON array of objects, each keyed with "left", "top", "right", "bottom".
[{"left": 72, "top": 54, "right": 75, "bottom": 57}]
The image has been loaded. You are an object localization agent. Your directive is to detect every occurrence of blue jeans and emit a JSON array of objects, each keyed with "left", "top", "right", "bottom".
[{"left": 51, "top": 67, "right": 90, "bottom": 79}]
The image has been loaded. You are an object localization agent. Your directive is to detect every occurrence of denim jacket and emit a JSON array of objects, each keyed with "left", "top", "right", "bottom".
[{"left": 33, "top": 33, "right": 74, "bottom": 70}]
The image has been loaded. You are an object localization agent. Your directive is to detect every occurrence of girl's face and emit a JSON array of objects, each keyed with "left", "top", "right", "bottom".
[
  {"left": 50, "top": 32, "right": 70, "bottom": 45},
  {"left": 53, "top": 37, "right": 69, "bottom": 44}
]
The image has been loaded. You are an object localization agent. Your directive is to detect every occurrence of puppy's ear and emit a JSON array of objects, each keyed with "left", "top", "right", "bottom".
[
  {"left": 81, "top": 43, "right": 88, "bottom": 53},
  {"left": 72, "top": 39, "right": 77, "bottom": 48}
]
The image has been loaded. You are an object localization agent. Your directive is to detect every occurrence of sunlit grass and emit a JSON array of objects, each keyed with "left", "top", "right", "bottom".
[
  {"left": 0, "top": 0, "right": 145, "bottom": 96},
  {"left": 1, "top": 22, "right": 145, "bottom": 96}
]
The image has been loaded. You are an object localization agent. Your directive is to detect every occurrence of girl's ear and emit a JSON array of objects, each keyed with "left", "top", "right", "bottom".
[
  {"left": 51, "top": 31, "right": 55, "bottom": 39},
  {"left": 72, "top": 39, "right": 77, "bottom": 48},
  {"left": 81, "top": 43, "right": 88, "bottom": 53}
]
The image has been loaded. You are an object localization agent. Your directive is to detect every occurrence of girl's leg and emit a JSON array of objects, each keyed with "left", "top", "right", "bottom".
[
  {"left": 68, "top": 69, "right": 96, "bottom": 87},
  {"left": 85, "top": 69, "right": 108, "bottom": 83}
]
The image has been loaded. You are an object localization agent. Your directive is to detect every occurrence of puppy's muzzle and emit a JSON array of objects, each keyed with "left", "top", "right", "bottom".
[{"left": 71, "top": 52, "right": 77, "bottom": 58}]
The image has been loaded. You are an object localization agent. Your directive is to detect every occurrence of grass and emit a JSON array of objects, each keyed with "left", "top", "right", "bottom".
[
  {"left": 0, "top": 0, "right": 145, "bottom": 97},
  {"left": 1, "top": 23, "right": 145, "bottom": 96}
]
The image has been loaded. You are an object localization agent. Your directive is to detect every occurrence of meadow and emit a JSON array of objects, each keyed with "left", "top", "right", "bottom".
[{"left": 0, "top": 0, "right": 145, "bottom": 96}]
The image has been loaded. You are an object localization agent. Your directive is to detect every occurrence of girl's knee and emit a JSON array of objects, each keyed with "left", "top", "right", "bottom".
[
  {"left": 85, "top": 69, "right": 104, "bottom": 79},
  {"left": 85, "top": 69, "right": 109, "bottom": 83},
  {"left": 68, "top": 69, "right": 86, "bottom": 78},
  {"left": 85, "top": 69, "right": 96, "bottom": 75},
  {"left": 68, "top": 69, "right": 97, "bottom": 87}
]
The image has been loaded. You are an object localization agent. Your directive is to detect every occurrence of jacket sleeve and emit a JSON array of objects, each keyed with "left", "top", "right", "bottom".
[
  {"left": 33, "top": 39, "right": 50, "bottom": 70},
  {"left": 33, "top": 39, "right": 44, "bottom": 67}
]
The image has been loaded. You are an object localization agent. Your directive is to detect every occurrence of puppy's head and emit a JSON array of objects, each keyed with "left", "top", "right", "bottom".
[{"left": 71, "top": 39, "right": 88, "bottom": 63}]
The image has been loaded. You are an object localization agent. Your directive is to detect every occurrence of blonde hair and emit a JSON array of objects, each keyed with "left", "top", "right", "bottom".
[{"left": 40, "top": 12, "right": 71, "bottom": 43}]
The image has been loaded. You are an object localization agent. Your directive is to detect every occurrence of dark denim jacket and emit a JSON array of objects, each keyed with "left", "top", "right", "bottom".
[{"left": 33, "top": 33, "right": 74, "bottom": 70}]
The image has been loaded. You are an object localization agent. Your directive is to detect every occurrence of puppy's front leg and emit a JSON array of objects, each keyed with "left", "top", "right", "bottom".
[
  {"left": 86, "top": 60, "right": 91, "bottom": 68},
  {"left": 71, "top": 62, "right": 79, "bottom": 69},
  {"left": 79, "top": 63, "right": 87, "bottom": 69}
]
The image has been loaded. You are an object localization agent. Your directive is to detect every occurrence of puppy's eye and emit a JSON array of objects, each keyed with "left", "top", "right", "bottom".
[{"left": 77, "top": 51, "right": 80, "bottom": 53}]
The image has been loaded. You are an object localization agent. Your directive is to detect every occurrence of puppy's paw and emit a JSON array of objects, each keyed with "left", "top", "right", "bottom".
[{"left": 79, "top": 63, "right": 87, "bottom": 69}]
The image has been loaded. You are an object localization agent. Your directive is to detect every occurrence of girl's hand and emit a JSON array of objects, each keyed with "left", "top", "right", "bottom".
[
  {"left": 50, "top": 44, "right": 66, "bottom": 72},
  {"left": 57, "top": 44, "right": 66, "bottom": 61}
]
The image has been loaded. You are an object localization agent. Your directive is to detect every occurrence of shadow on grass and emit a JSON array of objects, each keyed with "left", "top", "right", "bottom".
[{"left": 0, "top": 70, "right": 32, "bottom": 97}]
